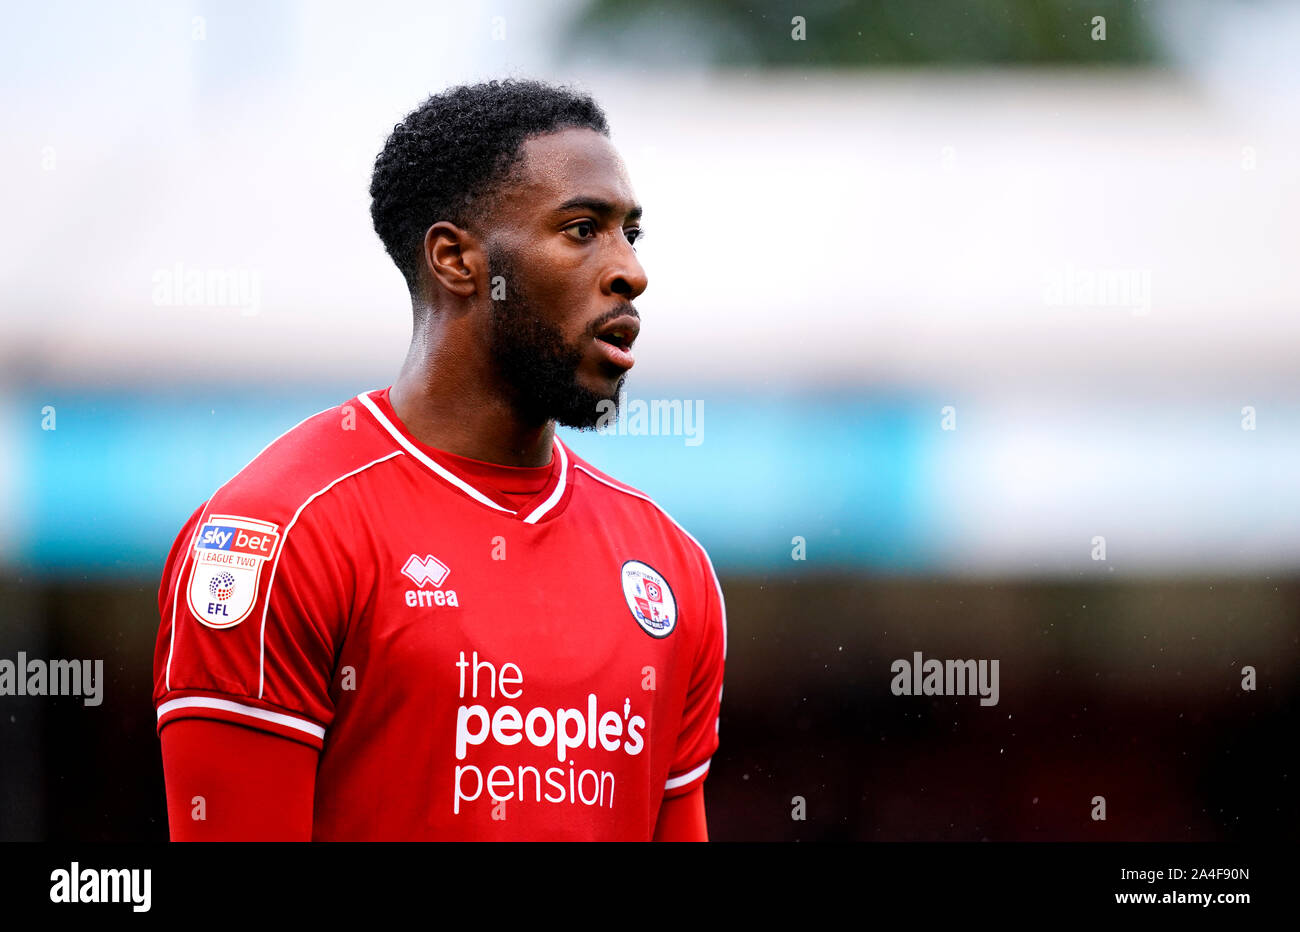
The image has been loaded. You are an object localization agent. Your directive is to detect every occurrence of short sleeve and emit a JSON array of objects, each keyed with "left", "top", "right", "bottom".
[
  {"left": 152, "top": 498, "right": 349, "bottom": 750},
  {"left": 663, "top": 552, "right": 726, "bottom": 798}
]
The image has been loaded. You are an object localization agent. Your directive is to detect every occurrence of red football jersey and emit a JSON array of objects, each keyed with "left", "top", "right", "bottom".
[{"left": 153, "top": 387, "right": 727, "bottom": 840}]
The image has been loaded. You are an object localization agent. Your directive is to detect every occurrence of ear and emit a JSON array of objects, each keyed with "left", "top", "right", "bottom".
[{"left": 421, "top": 221, "right": 481, "bottom": 299}]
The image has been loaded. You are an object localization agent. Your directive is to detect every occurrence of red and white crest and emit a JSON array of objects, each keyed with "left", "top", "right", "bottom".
[{"left": 620, "top": 560, "right": 678, "bottom": 638}]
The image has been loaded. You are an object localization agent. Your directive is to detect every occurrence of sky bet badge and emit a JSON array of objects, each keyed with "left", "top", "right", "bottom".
[{"left": 186, "top": 515, "right": 281, "bottom": 629}]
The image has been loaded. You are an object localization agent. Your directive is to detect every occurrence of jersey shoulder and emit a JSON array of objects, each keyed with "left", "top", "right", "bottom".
[
  {"left": 567, "top": 446, "right": 727, "bottom": 660},
  {"left": 566, "top": 446, "right": 716, "bottom": 569},
  {"left": 204, "top": 395, "right": 400, "bottom": 526}
]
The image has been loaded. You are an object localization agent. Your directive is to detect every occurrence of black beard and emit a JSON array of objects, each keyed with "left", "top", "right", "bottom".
[{"left": 485, "top": 245, "right": 625, "bottom": 430}]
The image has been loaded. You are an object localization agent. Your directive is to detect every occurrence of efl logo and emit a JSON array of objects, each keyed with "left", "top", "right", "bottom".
[
  {"left": 186, "top": 515, "right": 280, "bottom": 629},
  {"left": 402, "top": 554, "right": 460, "bottom": 609}
]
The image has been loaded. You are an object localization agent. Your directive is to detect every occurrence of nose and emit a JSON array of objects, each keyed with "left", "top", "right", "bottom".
[{"left": 602, "top": 237, "right": 648, "bottom": 300}]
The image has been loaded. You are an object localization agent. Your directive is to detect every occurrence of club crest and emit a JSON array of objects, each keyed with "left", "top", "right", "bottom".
[{"left": 621, "top": 560, "right": 677, "bottom": 638}]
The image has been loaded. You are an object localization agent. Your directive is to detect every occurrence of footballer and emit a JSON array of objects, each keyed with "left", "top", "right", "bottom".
[{"left": 152, "top": 79, "right": 727, "bottom": 841}]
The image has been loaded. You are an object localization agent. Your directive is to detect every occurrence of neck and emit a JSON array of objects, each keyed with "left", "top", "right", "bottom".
[{"left": 389, "top": 327, "right": 556, "bottom": 469}]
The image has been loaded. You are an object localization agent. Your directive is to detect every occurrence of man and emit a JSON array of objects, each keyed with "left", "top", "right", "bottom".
[{"left": 153, "top": 79, "right": 726, "bottom": 841}]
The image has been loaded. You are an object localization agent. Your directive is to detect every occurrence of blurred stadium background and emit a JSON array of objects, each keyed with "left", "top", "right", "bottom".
[{"left": 1, "top": 0, "right": 1297, "bottom": 840}]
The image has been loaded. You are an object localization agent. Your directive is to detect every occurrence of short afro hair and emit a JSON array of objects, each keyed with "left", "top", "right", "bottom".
[{"left": 369, "top": 78, "right": 611, "bottom": 293}]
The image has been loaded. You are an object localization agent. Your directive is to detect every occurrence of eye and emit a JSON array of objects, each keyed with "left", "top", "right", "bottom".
[
  {"left": 625, "top": 226, "right": 645, "bottom": 247},
  {"left": 564, "top": 220, "right": 597, "bottom": 241}
]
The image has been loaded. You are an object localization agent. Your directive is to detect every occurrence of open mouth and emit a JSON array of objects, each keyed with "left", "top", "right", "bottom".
[
  {"left": 594, "top": 314, "right": 640, "bottom": 352},
  {"left": 596, "top": 329, "right": 634, "bottom": 352},
  {"left": 592, "top": 315, "right": 639, "bottom": 370}
]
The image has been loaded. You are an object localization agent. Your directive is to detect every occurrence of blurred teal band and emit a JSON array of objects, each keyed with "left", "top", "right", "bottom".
[{"left": 4, "top": 387, "right": 939, "bottom": 579}]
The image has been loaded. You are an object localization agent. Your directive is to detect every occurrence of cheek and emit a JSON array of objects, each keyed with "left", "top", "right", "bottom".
[
  {"left": 535, "top": 273, "right": 591, "bottom": 335},
  {"left": 515, "top": 243, "right": 596, "bottom": 335}
]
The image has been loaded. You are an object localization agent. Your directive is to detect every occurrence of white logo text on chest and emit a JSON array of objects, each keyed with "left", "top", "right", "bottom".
[{"left": 401, "top": 553, "right": 460, "bottom": 608}]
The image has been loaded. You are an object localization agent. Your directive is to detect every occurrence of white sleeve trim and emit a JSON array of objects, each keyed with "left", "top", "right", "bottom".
[
  {"left": 166, "top": 400, "right": 347, "bottom": 693},
  {"left": 256, "top": 450, "right": 404, "bottom": 698},
  {"left": 157, "top": 696, "right": 326, "bottom": 740},
  {"left": 665, "top": 758, "right": 711, "bottom": 790}
]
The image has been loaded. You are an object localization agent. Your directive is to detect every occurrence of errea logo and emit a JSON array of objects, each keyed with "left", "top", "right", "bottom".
[
  {"left": 402, "top": 554, "right": 460, "bottom": 609},
  {"left": 403, "top": 554, "right": 450, "bottom": 587}
]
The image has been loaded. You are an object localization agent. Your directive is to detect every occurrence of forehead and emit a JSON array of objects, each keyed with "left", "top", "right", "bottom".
[{"left": 504, "top": 127, "right": 637, "bottom": 217}]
